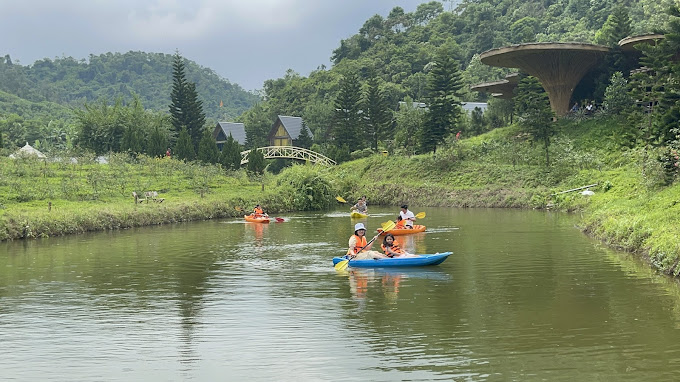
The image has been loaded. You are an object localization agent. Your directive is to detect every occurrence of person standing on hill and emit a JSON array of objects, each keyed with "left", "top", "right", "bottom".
[{"left": 399, "top": 205, "right": 415, "bottom": 229}]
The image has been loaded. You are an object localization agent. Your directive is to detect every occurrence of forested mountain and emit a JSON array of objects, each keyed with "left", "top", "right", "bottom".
[{"left": 0, "top": 51, "right": 259, "bottom": 122}]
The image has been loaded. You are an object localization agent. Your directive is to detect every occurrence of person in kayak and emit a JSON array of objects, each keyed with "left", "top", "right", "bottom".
[
  {"left": 381, "top": 233, "right": 417, "bottom": 258},
  {"left": 348, "top": 223, "right": 386, "bottom": 260},
  {"left": 394, "top": 215, "right": 406, "bottom": 229},
  {"left": 253, "top": 204, "right": 268, "bottom": 217},
  {"left": 399, "top": 204, "right": 416, "bottom": 228},
  {"left": 350, "top": 198, "right": 368, "bottom": 214}
]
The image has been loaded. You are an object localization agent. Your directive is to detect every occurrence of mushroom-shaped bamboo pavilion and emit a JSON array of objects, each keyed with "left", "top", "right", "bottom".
[
  {"left": 469, "top": 72, "right": 520, "bottom": 100},
  {"left": 479, "top": 43, "right": 611, "bottom": 116},
  {"left": 618, "top": 34, "right": 665, "bottom": 52}
]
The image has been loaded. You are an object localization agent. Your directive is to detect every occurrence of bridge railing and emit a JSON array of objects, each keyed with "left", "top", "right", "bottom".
[{"left": 240, "top": 146, "right": 336, "bottom": 166}]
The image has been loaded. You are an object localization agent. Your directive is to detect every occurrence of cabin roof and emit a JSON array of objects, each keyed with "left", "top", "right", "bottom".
[
  {"left": 276, "top": 115, "right": 303, "bottom": 139},
  {"left": 214, "top": 122, "right": 246, "bottom": 145}
]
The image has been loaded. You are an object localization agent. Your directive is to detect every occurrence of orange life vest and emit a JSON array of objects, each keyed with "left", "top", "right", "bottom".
[
  {"left": 348, "top": 234, "right": 368, "bottom": 255},
  {"left": 254, "top": 207, "right": 263, "bottom": 215},
  {"left": 381, "top": 242, "right": 404, "bottom": 257},
  {"left": 395, "top": 220, "right": 406, "bottom": 228}
]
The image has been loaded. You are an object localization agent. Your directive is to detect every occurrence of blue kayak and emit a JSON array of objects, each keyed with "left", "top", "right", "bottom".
[{"left": 332, "top": 252, "right": 452, "bottom": 268}]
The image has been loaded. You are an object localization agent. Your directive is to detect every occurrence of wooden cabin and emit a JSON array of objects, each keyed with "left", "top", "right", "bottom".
[{"left": 268, "top": 116, "right": 303, "bottom": 146}]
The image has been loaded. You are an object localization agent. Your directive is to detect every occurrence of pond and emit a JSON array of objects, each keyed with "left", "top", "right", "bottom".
[{"left": 2, "top": 206, "right": 680, "bottom": 381}]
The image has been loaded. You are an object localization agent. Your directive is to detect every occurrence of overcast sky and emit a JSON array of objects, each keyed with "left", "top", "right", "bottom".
[{"left": 0, "top": 0, "right": 445, "bottom": 91}]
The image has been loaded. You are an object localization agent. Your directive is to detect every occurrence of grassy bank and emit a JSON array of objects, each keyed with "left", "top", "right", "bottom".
[{"left": 0, "top": 153, "right": 334, "bottom": 241}]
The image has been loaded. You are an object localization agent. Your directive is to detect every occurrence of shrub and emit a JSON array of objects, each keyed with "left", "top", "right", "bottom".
[{"left": 276, "top": 164, "right": 333, "bottom": 210}]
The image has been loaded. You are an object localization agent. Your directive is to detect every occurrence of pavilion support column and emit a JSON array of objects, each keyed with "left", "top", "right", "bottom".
[
  {"left": 479, "top": 43, "right": 610, "bottom": 117},
  {"left": 521, "top": 53, "right": 603, "bottom": 116}
]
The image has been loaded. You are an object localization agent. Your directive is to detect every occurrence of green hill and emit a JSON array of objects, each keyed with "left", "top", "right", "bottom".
[{"left": 0, "top": 51, "right": 259, "bottom": 122}]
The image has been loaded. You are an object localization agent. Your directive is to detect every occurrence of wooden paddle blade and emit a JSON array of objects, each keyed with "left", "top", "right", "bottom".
[
  {"left": 381, "top": 220, "right": 397, "bottom": 233},
  {"left": 415, "top": 212, "right": 426, "bottom": 219},
  {"left": 334, "top": 259, "right": 349, "bottom": 271},
  {"left": 336, "top": 196, "right": 347, "bottom": 203}
]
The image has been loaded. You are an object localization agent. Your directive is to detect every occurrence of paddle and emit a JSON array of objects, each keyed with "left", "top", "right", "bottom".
[
  {"left": 336, "top": 196, "right": 347, "bottom": 203},
  {"left": 415, "top": 212, "right": 426, "bottom": 219},
  {"left": 334, "top": 220, "right": 397, "bottom": 271}
]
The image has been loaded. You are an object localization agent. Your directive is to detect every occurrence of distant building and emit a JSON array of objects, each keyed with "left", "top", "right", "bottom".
[
  {"left": 212, "top": 122, "right": 246, "bottom": 150},
  {"left": 461, "top": 102, "right": 488, "bottom": 113},
  {"left": 398, "top": 101, "right": 488, "bottom": 114},
  {"left": 268, "top": 115, "right": 304, "bottom": 146}
]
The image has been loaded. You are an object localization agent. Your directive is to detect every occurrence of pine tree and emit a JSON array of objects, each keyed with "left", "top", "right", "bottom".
[
  {"left": 295, "top": 122, "right": 313, "bottom": 149},
  {"left": 333, "top": 71, "right": 363, "bottom": 151},
  {"left": 247, "top": 149, "right": 266, "bottom": 174},
  {"left": 146, "top": 121, "right": 168, "bottom": 157},
  {"left": 241, "top": 103, "right": 271, "bottom": 149},
  {"left": 603, "top": 72, "right": 632, "bottom": 115},
  {"left": 594, "top": 7, "right": 632, "bottom": 47},
  {"left": 630, "top": 18, "right": 677, "bottom": 146},
  {"left": 394, "top": 97, "right": 425, "bottom": 156},
  {"left": 469, "top": 107, "right": 487, "bottom": 136},
  {"left": 422, "top": 41, "right": 464, "bottom": 153},
  {"left": 651, "top": 4, "right": 680, "bottom": 146},
  {"left": 169, "top": 52, "right": 187, "bottom": 131},
  {"left": 169, "top": 52, "right": 206, "bottom": 152},
  {"left": 174, "top": 126, "right": 195, "bottom": 161},
  {"left": 220, "top": 133, "right": 242, "bottom": 170},
  {"left": 363, "top": 72, "right": 392, "bottom": 151},
  {"left": 121, "top": 125, "right": 144, "bottom": 154},
  {"left": 197, "top": 128, "right": 220, "bottom": 164},
  {"left": 515, "top": 76, "right": 555, "bottom": 166},
  {"left": 185, "top": 82, "right": 206, "bottom": 149}
]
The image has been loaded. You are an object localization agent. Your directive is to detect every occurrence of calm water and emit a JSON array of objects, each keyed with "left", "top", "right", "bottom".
[{"left": 2, "top": 206, "right": 680, "bottom": 381}]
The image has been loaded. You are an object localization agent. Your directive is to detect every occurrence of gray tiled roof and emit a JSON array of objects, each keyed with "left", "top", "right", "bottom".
[
  {"left": 277, "top": 115, "right": 303, "bottom": 139},
  {"left": 213, "top": 122, "right": 246, "bottom": 145}
]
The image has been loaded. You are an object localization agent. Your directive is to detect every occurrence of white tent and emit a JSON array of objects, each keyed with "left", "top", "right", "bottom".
[{"left": 9, "top": 143, "right": 47, "bottom": 159}]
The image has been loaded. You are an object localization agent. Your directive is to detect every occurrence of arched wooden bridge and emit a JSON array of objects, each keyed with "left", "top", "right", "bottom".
[{"left": 240, "top": 146, "right": 336, "bottom": 166}]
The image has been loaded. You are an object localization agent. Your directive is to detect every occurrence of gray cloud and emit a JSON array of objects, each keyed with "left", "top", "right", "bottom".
[{"left": 1, "top": 0, "right": 428, "bottom": 90}]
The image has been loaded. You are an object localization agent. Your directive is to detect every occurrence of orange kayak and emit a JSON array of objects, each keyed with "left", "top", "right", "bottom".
[
  {"left": 378, "top": 224, "right": 426, "bottom": 235},
  {"left": 244, "top": 214, "right": 270, "bottom": 223}
]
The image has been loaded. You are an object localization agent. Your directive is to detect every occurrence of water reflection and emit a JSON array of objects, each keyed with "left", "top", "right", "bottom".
[
  {"left": 344, "top": 268, "right": 453, "bottom": 303},
  {"left": 244, "top": 221, "right": 268, "bottom": 246}
]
